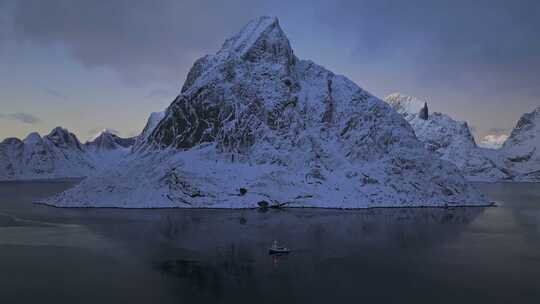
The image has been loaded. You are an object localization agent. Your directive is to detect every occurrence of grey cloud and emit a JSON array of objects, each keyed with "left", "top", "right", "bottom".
[
  {"left": 316, "top": 0, "right": 540, "bottom": 81},
  {"left": 6, "top": 0, "right": 539, "bottom": 92},
  {"left": 9, "top": 0, "right": 265, "bottom": 84},
  {"left": 0, "top": 112, "right": 41, "bottom": 124},
  {"left": 2, "top": 0, "right": 539, "bottom": 137},
  {"left": 45, "top": 88, "right": 69, "bottom": 101}
]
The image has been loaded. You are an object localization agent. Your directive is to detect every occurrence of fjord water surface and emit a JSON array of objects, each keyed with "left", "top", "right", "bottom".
[{"left": 0, "top": 181, "right": 538, "bottom": 303}]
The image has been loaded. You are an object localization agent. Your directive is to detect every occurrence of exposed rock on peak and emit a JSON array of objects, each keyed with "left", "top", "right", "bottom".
[
  {"left": 46, "top": 127, "right": 84, "bottom": 151},
  {"left": 419, "top": 102, "right": 429, "bottom": 120}
]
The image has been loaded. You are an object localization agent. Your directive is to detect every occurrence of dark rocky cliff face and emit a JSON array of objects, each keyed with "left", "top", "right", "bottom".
[
  {"left": 46, "top": 127, "right": 84, "bottom": 151},
  {"left": 419, "top": 102, "right": 429, "bottom": 120},
  {"left": 146, "top": 17, "right": 303, "bottom": 152}
]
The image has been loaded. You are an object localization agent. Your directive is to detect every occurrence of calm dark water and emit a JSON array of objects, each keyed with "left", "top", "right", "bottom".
[{"left": 0, "top": 181, "right": 539, "bottom": 304}]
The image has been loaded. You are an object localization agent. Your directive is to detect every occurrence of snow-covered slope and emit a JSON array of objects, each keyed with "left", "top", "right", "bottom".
[
  {"left": 499, "top": 106, "right": 540, "bottom": 181},
  {"left": 133, "top": 111, "right": 165, "bottom": 151},
  {"left": 384, "top": 93, "right": 426, "bottom": 117},
  {"left": 0, "top": 127, "right": 95, "bottom": 180},
  {"left": 384, "top": 93, "right": 510, "bottom": 181},
  {"left": 84, "top": 130, "right": 136, "bottom": 166},
  {"left": 86, "top": 130, "right": 135, "bottom": 151},
  {"left": 45, "top": 17, "right": 487, "bottom": 208}
]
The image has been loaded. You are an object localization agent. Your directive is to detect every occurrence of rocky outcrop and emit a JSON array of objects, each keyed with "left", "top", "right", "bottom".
[{"left": 419, "top": 102, "right": 429, "bottom": 120}]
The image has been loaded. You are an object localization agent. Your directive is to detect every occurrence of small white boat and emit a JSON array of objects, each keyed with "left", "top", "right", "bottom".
[{"left": 268, "top": 240, "right": 291, "bottom": 254}]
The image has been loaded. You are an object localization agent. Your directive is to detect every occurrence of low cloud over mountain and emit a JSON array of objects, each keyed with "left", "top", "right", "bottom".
[{"left": 0, "top": 112, "right": 41, "bottom": 124}]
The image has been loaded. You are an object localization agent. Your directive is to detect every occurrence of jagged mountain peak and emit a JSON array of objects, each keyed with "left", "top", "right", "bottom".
[
  {"left": 23, "top": 132, "right": 43, "bottom": 145},
  {"left": 86, "top": 130, "right": 134, "bottom": 150},
  {"left": 384, "top": 93, "right": 427, "bottom": 117},
  {"left": 419, "top": 102, "right": 429, "bottom": 120},
  {"left": 89, "top": 128, "right": 116, "bottom": 141},
  {"left": 504, "top": 106, "right": 540, "bottom": 143},
  {"left": 500, "top": 106, "right": 540, "bottom": 179},
  {"left": 133, "top": 111, "right": 166, "bottom": 151},
  {"left": 218, "top": 16, "right": 294, "bottom": 63},
  {"left": 180, "top": 16, "right": 296, "bottom": 94},
  {"left": 45, "top": 127, "right": 83, "bottom": 150}
]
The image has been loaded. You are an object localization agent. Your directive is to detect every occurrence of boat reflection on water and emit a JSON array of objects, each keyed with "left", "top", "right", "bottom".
[{"left": 271, "top": 252, "right": 289, "bottom": 268}]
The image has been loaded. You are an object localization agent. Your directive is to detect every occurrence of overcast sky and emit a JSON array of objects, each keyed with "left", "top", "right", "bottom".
[{"left": 1, "top": 0, "right": 539, "bottom": 146}]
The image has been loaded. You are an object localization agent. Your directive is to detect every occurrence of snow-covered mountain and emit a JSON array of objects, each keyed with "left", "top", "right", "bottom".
[
  {"left": 86, "top": 130, "right": 135, "bottom": 151},
  {"left": 384, "top": 93, "right": 511, "bottom": 181},
  {"left": 0, "top": 127, "right": 138, "bottom": 181},
  {"left": 0, "top": 127, "right": 95, "bottom": 180},
  {"left": 84, "top": 130, "right": 136, "bottom": 166},
  {"left": 499, "top": 106, "right": 540, "bottom": 181},
  {"left": 45, "top": 16, "right": 487, "bottom": 208}
]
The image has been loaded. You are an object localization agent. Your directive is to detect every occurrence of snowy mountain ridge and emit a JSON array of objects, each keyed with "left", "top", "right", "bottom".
[
  {"left": 384, "top": 93, "right": 538, "bottom": 182},
  {"left": 0, "top": 126, "right": 138, "bottom": 181},
  {"left": 0, "top": 127, "right": 94, "bottom": 180}
]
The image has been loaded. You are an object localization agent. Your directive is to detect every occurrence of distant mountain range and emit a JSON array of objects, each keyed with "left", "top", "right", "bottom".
[
  {"left": 384, "top": 93, "right": 539, "bottom": 182},
  {"left": 0, "top": 127, "right": 136, "bottom": 181}
]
